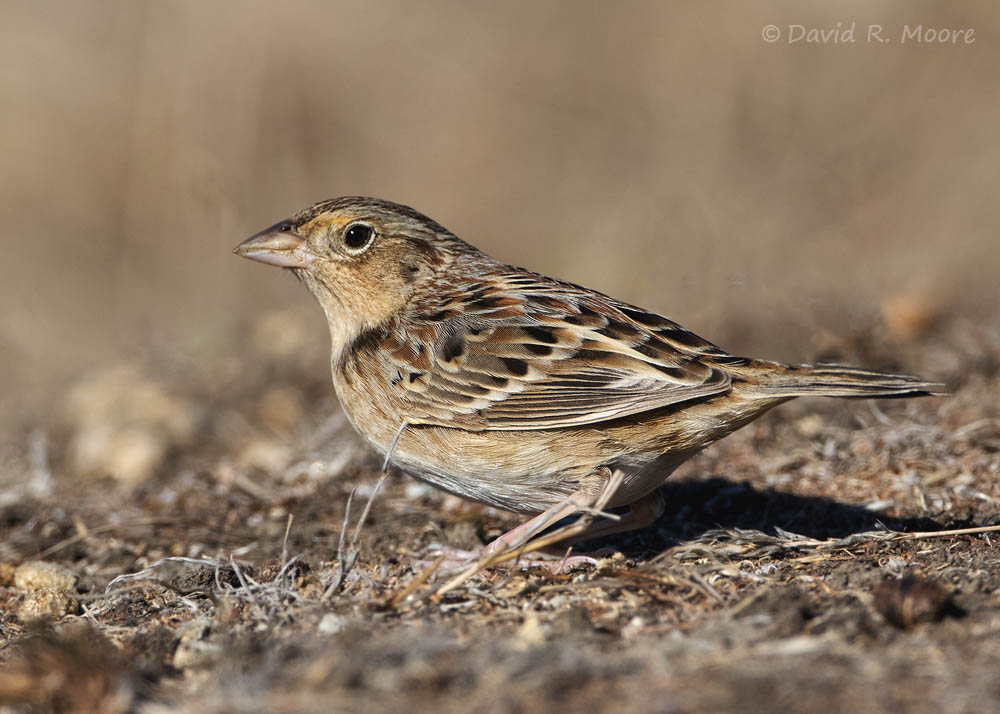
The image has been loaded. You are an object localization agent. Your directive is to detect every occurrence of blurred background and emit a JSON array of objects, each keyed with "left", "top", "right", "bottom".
[{"left": 2, "top": 0, "right": 998, "bottom": 419}]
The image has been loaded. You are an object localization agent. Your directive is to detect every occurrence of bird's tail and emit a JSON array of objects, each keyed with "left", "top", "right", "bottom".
[{"left": 736, "top": 361, "right": 945, "bottom": 399}]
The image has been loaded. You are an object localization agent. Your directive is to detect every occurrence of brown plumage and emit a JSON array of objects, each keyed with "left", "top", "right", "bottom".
[{"left": 235, "top": 197, "right": 941, "bottom": 556}]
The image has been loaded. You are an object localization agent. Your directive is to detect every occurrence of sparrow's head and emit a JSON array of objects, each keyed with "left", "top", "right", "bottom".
[{"left": 235, "top": 197, "right": 474, "bottom": 351}]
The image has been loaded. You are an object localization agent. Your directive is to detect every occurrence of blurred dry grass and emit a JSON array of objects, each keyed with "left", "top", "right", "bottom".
[{"left": 2, "top": 0, "right": 998, "bottom": 411}]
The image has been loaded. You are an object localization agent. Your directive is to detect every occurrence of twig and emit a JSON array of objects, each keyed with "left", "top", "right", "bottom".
[
  {"left": 382, "top": 422, "right": 408, "bottom": 472},
  {"left": 322, "top": 431, "right": 399, "bottom": 598},
  {"left": 686, "top": 523, "right": 1000, "bottom": 560},
  {"left": 229, "top": 556, "right": 253, "bottom": 593},
  {"left": 324, "top": 489, "right": 355, "bottom": 599},
  {"left": 274, "top": 554, "right": 305, "bottom": 588},
  {"left": 554, "top": 546, "right": 574, "bottom": 575},
  {"left": 352, "top": 473, "right": 388, "bottom": 547},
  {"left": 280, "top": 513, "right": 294, "bottom": 566},
  {"left": 106, "top": 556, "right": 222, "bottom": 593},
  {"left": 892, "top": 524, "right": 1000, "bottom": 540},
  {"left": 389, "top": 553, "right": 446, "bottom": 607},
  {"left": 686, "top": 569, "right": 725, "bottom": 603},
  {"left": 324, "top": 472, "right": 389, "bottom": 599}
]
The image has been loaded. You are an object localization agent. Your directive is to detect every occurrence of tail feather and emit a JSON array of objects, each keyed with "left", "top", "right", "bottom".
[{"left": 742, "top": 362, "right": 945, "bottom": 399}]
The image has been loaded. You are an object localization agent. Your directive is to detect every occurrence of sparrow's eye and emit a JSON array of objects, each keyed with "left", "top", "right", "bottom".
[{"left": 343, "top": 223, "right": 375, "bottom": 253}]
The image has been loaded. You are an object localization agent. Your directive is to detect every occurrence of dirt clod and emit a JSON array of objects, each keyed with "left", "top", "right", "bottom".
[
  {"left": 13, "top": 561, "right": 77, "bottom": 593},
  {"left": 873, "top": 576, "right": 962, "bottom": 629}
]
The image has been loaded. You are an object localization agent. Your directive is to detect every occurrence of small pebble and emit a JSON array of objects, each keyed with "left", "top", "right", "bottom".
[
  {"left": 14, "top": 561, "right": 78, "bottom": 593},
  {"left": 317, "top": 613, "right": 348, "bottom": 635},
  {"left": 18, "top": 587, "right": 77, "bottom": 622}
]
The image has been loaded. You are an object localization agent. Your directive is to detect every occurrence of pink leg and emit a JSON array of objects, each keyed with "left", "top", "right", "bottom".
[
  {"left": 433, "top": 471, "right": 666, "bottom": 595},
  {"left": 567, "top": 488, "right": 666, "bottom": 543},
  {"left": 480, "top": 487, "right": 666, "bottom": 556},
  {"left": 480, "top": 496, "right": 588, "bottom": 557},
  {"left": 419, "top": 485, "right": 667, "bottom": 569},
  {"left": 415, "top": 494, "right": 596, "bottom": 570}
]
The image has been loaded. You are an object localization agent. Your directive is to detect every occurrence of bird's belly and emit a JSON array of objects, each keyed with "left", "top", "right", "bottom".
[
  {"left": 386, "top": 426, "right": 593, "bottom": 512},
  {"left": 378, "top": 424, "right": 687, "bottom": 514}
]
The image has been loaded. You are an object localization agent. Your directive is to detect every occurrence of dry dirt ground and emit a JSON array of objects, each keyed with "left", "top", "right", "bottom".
[{"left": 1, "top": 313, "right": 998, "bottom": 714}]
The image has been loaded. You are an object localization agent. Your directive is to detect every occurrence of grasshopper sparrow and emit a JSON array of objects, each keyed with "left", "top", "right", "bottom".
[{"left": 235, "top": 197, "right": 939, "bottom": 558}]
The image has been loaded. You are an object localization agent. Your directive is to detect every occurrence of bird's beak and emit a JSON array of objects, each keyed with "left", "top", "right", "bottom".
[{"left": 233, "top": 220, "right": 315, "bottom": 268}]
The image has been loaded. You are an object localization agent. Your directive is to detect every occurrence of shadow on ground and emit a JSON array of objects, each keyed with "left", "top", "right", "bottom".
[{"left": 571, "top": 476, "right": 945, "bottom": 557}]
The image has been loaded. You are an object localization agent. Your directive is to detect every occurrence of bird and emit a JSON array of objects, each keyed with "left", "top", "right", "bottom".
[{"left": 234, "top": 196, "right": 940, "bottom": 560}]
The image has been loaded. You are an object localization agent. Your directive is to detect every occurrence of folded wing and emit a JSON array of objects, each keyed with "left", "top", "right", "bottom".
[{"left": 359, "top": 270, "right": 735, "bottom": 431}]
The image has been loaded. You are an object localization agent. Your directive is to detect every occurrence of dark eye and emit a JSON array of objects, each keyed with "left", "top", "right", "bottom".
[{"left": 343, "top": 223, "right": 375, "bottom": 252}]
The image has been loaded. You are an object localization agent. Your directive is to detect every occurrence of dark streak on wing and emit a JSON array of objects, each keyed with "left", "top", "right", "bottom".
[
  {"left": 501, "top": 357, "right": 530, "bottom": 376},
  {"left": 440, "top": 333, "right": 465, "bottom": 362}
]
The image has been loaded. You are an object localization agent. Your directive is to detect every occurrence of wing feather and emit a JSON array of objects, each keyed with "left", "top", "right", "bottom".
[{"left": 358, "top": 271, "right": 734, "bottom": 431}]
